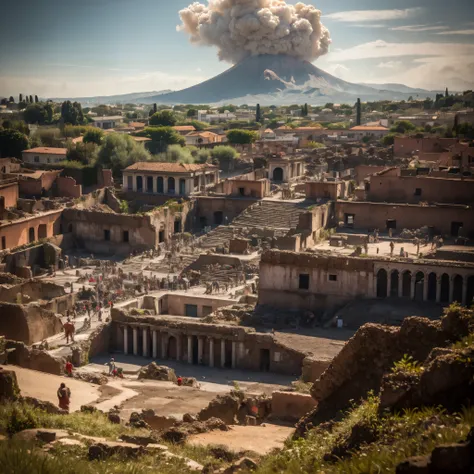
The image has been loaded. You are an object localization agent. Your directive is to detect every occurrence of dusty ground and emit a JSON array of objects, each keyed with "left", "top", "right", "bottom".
[
  {"left": 2, "top": 365, "right": 100, "bottom": 412},
  {"left": 188, "top": 424, "right": 294, "bottom": 455}
]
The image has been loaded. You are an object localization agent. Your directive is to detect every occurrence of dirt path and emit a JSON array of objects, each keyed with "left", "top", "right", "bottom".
[
  {"left": 2, "top": 365, "right": 100, "bottom": 412},
  {"left": 188, "top": 424, "right": 294, "bottom": 455}
]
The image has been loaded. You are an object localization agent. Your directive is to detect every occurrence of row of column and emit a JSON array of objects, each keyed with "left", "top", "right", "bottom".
[
  {"left": 123, "top": 326, "right": 239, "bottom": 369},
  {"left": 380, "top": 271, "right": 470, "bottom": 305}
]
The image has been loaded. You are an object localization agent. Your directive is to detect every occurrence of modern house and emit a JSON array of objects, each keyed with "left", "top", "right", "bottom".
[
  {"left": 91, "top": 116, "right": 124, "bottom": 130},
  {"left": 22, "top": 147, "right": 67, "bottom": 165}
]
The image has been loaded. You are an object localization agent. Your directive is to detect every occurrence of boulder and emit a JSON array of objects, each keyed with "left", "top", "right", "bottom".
[
  {"left": 138, "top": 362, "right": 177, "bottom": 382},
  {"left": 108, "top": 412, "right": 121, "bottom": 425},
  {"left": 140, "top": 409, "right": 177, "bottom": 430},
  {"left": 36, "top": 430, "right": 57, "bottom": 443},
  {"left": 88, "top": 441, "right": 145, "bottom": 461},
  {"left": 182, "top": 377, "right": 200, "bottom": 388},
  {"left": 23, "top": 396, "right": 65, "bottom": 415},
  {"left": 396, "top": 456, "right": 431, "bottom": 474},
  {"left": 183, "top": 413, "right": 197, "bottom": 423},
  {"left": 379, "top": 372, "right": 422, "bottom": 413},
  {"left": 223, "top": 457, "right": 258, "bottom": 473},
  {"left": 198, "top": 394, "right": 240, "bottom": 425},
  {"left": 119, "top": 434, "right": 158, "bottom": 446},
  {"left": 0, "top": 369, "right": 20, "bottom": 400},
  {"left": 129, "top": 412, "right": 150, "bottom": 429},
  {"left": 74, "top": 372, "right": 108, "bottom": 385},
  {"left": 161, "top": 417, "right": 228, "bottom": 444},
  {"left": 430, "top": 443, "right": 472, "bottom": 472}
]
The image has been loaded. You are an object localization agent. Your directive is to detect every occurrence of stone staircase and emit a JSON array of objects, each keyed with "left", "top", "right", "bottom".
[
  {"left": 199, "top": 227, "right": 236, "bottom": 249},
  {"left": 232, "top": 200, "right": 309, "bottom": 231}
]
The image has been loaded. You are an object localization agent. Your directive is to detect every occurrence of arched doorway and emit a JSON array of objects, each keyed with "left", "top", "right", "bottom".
[
  {"left": 402, "top": 271, "right": 411, "bottom": 298},
  {"left": 467, "top": 276, "right": 474, "bottom": 307},
  {"left": 427, "top": 273, "right": 437, "bottom": 302},
  {"left": 390, "top": 270, "right": 399, "bottom": 297},
  {"left": 136, "top": 176, "right": 143, "bottom": 192},
  {"left": 28, "top": 227, "right": 35, "bottom": 243},
  {"left": 38, "top": 224, "right": 47, "bottom": 239},
  {"left": 273, "top": 167, "right": 284, "bottom": 181},
  {"left": 179, "top": 179, "right": 186, "bottom": 195},
  {"left": 414, "top": 272, "right": 424, "bottom": 301},
  {"left": 168, "top": 177, "right": 175, "bottom": 194},
  {"left": 376, "top": 269, "right": 388, "bottom": 298},
  {"left": 167, "top": 336, "right": 177, "bottom": 360},
  {"left": 146, "top": 176, "right": 153, "bottom": 193},
  {"left": 157, "top": 176, "right": 164, "bottom": 193},
  {"left": 440, "top": 273, "right": 450, "bottom": 303},
  {"left": 453, "top": 275, "right": 463, "bottom": 303}
]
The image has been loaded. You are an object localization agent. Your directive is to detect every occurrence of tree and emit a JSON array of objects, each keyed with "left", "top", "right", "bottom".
[
  {"left": 34, "top": 95, "right": 39, "bottom": 103},
  {"left": 19, "top": 94, "right": 23, "bottom": 103},
  {"left": 187, "top": 108, "right": 197, "bottom": 118},
  {"left": 97, "top": 134, "right": 151, "bottom": 175},
  {"left": 149, "top": 110, "right": 177, "bottom": 127},
  {"left": 154, "top": 144, "right": 194, "bottom": 164},
  {"left": 67, "top": 142, "right": 99, "bottom": 165},
  {"left": 23, "top": 104, "right": 48, "bottom": 124},
  {"left": 61, "top": 101, "right": 84, "bottom": 125},
  {"left": 302, "top": 103, "right": 309, "bottom": 117},
  {"left": 256, "top": 103, "right": 262, "bottom": 123},
  {"left": 0, "top": 99, "right": 7, "bottom": 106},
  {"left": 25, "top": 96, "right": 29, "bottom": 104},
  {"left": 210, "top": 145, "right": 238, "bottom": 171},
  {"left": 382, "top": 133, "right": 397, "bottom": 146},
  {"left": 390, "top": 120, "right": 416, "bottom": 134},
  {"left": 0, "top": 129, "right": 29, "bottom": 158},
  {"left": 140, "top": 126, "right": 185, "bottom": 153},
  {"left": 445, "top": 87, "right": 449, "bottom": 98},
  {"left": 29, "top": 95, "right": 33, "bottom": 103},
  {"left": 226, "top": 129, "right": 258, "bottom": 144},
  {"left": 8, "top": 96, "right": 14, "bottom": 103},
  {"left": 83, "top": 128, "right": 104, "bottom": 145}
]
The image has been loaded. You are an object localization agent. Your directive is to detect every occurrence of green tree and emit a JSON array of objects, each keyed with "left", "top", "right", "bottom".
[
  {"left": 149, "top": 110, "right": 177, "bottom": 127},
  {"left": 29, "top": 95, "right": 33, "bottom": 103},
  {"left": 0, "top": 129, "right": 29, "bottom": 158},
  {"left": 34, "top": 95, "right": 39, "bottom": 103},
  {"left": 195, "top": 148, "right": 211, "bottom": 164},
  {"left": 210, "top": 145, "right": 238, "bottom": 171},
  {"left": 390, "top": 120, "right": 416, "bottom": 134},
  {"left": 97, "top": 134, "right": 151, "bottom": 175},
  {"left": 83, "top": 128, "right": 104, "bottom": 145},
  {"left": 382, "top": 133, "right": 397, "bottom": 146},
  {"left": 67, "top": 142, "right": 99, "bottom": 165},
  {"left": 154, "top": 144, "right": 194, "bottom": 164},
  {"left": 23, "top": 104, "right": 48, "bottom": 124},
  {"left": 140, "top": 126, "right": 185, "bottom": 153},
  {"left": 226, "top": 129, "right": 258, "bottom": 144},
  {"left": 19, "top": 94, "right": 23, "bottom": 103},
  {"left": 256, "top": 103, "right": 262, "bottom": 123},
  {"left": 61, "top": 101, "right": 84, "bottom": 125},
  {"left": 445, "top": 87, "right": 449, "bottom": 97},
  {"left": 8, "top": 96, "right": 14, "bottom": 103},
  {"left": 187, "top": 108, "right": 197, "bottom": 118}
]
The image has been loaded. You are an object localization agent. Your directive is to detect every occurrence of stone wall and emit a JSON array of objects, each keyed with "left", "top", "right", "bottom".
[
  {"left": 0, "top": 303, "right": 63, "bottom": 344},
  {"left": 57, "top": 176, "right": 82, "bottom": 198},
  {"left": 271, "top": 391, "right": 317, "bottom": 421},
  {"left": 305, "top": 181, "right": 346, "bottom": 201},
  {"left": 5, "top": 340, "right": 64, "bottom": 375},
  {"left": 0, "top": 180, "right": 19, "bottom": 209},
  {"left": 195, "top": 196, "right": 257, "bottom": 227}
]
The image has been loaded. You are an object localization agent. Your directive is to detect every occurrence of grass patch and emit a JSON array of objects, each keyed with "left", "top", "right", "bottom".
[
  {"left": 291, "top": 379, "right": 313, "bottom": 394},
  {"left": 392, "top": 354, "right": 424, "bottom": 375}
]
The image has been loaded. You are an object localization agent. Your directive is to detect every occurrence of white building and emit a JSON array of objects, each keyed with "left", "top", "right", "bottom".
[
  {"left": 197, "top": 110, "right": 237, "bottom": 124},
  {"left": 123, "top": 162, "right": 219, "bottom": 196},
  {"left": 91, "top": 116, "right": 124, "bottom": 130},
  {"left": 22, "top": 147, "right": 67, "bottom": 164}
]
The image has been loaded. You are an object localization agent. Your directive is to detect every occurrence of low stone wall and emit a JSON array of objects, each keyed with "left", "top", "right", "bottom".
[
  {"left": 301, "top": 356, "right": 331, "bottom": 383},
  {"left": 271, "top": 391, "right": 317, "bottom": 421},
  {"left": 5, "top": 340, "right": 64, "bottom": 375}
]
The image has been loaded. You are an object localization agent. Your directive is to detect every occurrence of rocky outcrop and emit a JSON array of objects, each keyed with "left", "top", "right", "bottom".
[
  {"left": 198, "top": 393, "right": 241, "bottom": 425},
  {"left": 5, "top": 340, "right": 64, "bottom": 375},
  {"left": 88, "top": 441, "right": 146, "bottom": 460},
  {"left": 296, "top": 310, "right": 469, "bottom": 438},
  {"left": 270, "top": 391, "right": 317, "bottom": 422},
  {"left": 0, "top": 369, "right": 20, "bottom": 400},
  {"left": 161, "top": 417, "right": 228, "bottom": 444},
  {"left": 140, "top": 409, "right": 178, "bottom": 430},
  {"left": 138, "top": 362, "right": 177, "bottom": 382}
]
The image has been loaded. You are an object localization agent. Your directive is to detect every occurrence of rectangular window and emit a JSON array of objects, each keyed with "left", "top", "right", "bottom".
[
  {"left": 127, "top": 175, "right": 133, "bottom": 191},
  {"left": 299, "top": 273, "right": 310, "bottom": 290},
  {"left": 104, "top": 229, "right": 110, "bottom": 241},
  {"left": 123, "top": 231, "right": 129, "bottom": 243},
  {"left": 329, "top": 274, "right": 337, "bottom": 282},
  {"left": 1, "top": 236, "right": 5, "bottom": 250},
  {"left": 414, "top": 188, "right": 422, "bottom": 196},
  {"left": 34, "top": 156, "right": 40, "bottom": 163}
]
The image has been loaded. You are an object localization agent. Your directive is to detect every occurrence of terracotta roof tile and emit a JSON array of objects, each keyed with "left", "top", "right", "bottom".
[
  {"left": 23, "top": 147, "right": 67, "bottom": 155},
  {"left": 124, "top": 162, "right": 217, "bottom": 173}
]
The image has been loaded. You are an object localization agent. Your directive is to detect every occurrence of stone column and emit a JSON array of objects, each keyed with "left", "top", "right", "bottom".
[
  {"left": 133, "top": 175, "right": 137, "bottom": 192},
  {"left": 152, "top": 330, "right": 158, "bottom": 359},
  {"left": 133, "top": 327, "right": 138, "bottom": 356},
  {"left": 142, "top": 327, "right": 148, "bottom": 358},
  {"left": 198, "top": 337, "right": 204, "bottom": 364},
  {"left": 423, "top": 276, "right": 429, "bottom": 302},
  {"left": 161, "top": 334, "right": 167, "bottom": 359},
  {"left": 163, "top": 176, "right": 168, "bottom": 194},
  {"left": 124, "top": 326, "right": 129, "bottom": 355},
  {"left": 152, "top": 175, "right": 157, "bottom": 193},
  {"left": 462, "top": 279, "right": 468, "bottom": 306},
  {"left": 209, "top": 338, "right": 214, "bottom": 368},
  {"left": 176, "top": 335, "right": 182, "bottom": 362},
  {"left": 231, "top": 341, "right": 237, "bottom": 369},
  {"left": 410, "top": 278, "right": 416, "bottom": 300},
  {"left": 221, "top": 339, "right": 226, "bottom": 368},
  {"left": 387, "top": 272, "right": 391, "bottom": 298},
  {"left": 436, "top": 277, "right": 442, "bottom": 303},
  {"left": 449, "top": 276, "right": 455, "bottom": 303},
  {"left": 187, "top": 336, "right": 193, "bottom": 364}
]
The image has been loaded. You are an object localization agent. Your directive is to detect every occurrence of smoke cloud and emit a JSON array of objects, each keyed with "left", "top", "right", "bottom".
[{"left": 177, "top": 0, "right": 331, "bottom": 64}]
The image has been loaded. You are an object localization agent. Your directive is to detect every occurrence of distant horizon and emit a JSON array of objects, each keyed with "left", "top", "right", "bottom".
[{"left": 1, "top": 0, "right": 473, "bottom": 98}]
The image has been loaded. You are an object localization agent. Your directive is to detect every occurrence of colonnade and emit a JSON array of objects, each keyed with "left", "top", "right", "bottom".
[
  {"left": 122, "top": 325, "right": 240, "bottom": 369},
  {"left": 375, "top": 267, "right": 474, "bottom": 306}
]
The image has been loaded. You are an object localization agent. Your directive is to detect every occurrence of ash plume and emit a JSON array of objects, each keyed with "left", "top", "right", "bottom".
[{"left": 177, "top": 0, "right": 331, "bottom": 63}]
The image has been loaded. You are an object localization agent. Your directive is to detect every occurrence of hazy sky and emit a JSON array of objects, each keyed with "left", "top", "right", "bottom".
[{"left": 0, "top": 0, "right": 473, "bottom": 98}]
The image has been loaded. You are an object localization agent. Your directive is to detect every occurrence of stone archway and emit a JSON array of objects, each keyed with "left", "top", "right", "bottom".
[
  {"left": 402, "top": 271, "right": 411, "bottom": 298},
  {"left": 390, "top": 270, "right": 399, "bottom": 297},
  {"left": 453, "top": 275, "right": 463, "bottom": 303},
  {"left": 376, "top": 269, "right": 388, "bottom": 298},
  {"left": 28, "top": 227, "right": 35, "bottom": 243},
  {"left": 427, "top": 272, "right": 437, "bottom": 302},
  {"left": 273, "top": 167, "right": 284, "bottom": 181},
  {"left": 440, "top": 273, "right": 450, "bottom": 303},
  {"left": 168, "top": 177, "right": 175, "bottom": 194}
]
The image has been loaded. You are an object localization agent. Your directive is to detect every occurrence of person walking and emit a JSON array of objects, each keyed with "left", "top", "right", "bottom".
[
  {"left": 57, "top": 383, "right": 71, "bottom": 412},
  {"left": 65, "top": 360, "right": 73, "bottom": 377},
  {"left": 105, "top": 358, "right": 116, "bottom": 376}
]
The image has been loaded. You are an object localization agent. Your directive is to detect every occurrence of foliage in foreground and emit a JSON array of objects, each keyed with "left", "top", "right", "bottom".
[{"left": 256, "top": 395, "right": 474, "bottom": 474}]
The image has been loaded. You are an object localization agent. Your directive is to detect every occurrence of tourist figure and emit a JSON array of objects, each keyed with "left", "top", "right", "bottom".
[
  {"left": 57, "top": 383, "right": 71, "bottom": 412},
  {"left": 389, "top": 241, "right": 395, "bottom": 256},
  {"left": 177, "top": 376, "right": 183, "bottom": 386},
  {"left": 106, "top": 358, "right": 116, "bottom": 375},
  {"left": 65, "top": 360, "right": 73, "bottom": 377},
  {"left": 63, "top": 320, "right": 75, "bottom": 344}
]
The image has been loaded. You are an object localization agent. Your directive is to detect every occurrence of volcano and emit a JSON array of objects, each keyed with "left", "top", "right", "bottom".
[{"left": 142, "top": 55, "right": 428, "bottom": 105}]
